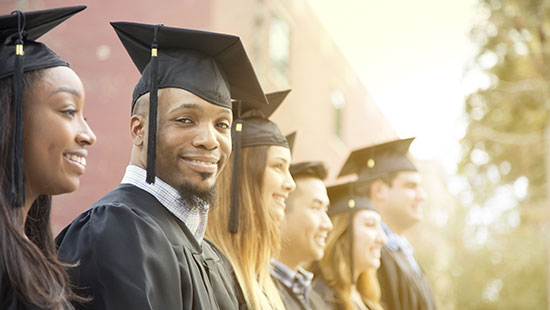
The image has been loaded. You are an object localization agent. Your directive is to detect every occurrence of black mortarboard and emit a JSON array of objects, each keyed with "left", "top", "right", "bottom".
[
  {"left": 327, "top": 181, "right": 377, "bottom": 284},
  {"left": 111, "top": 22, "right": 268, "bottom": 184},
  {"left": 237, "top": 89, "right": 291, "bottom": 149},
  {"left": 0, "top": 6, "right": 86, "bottom": 206},
  {"left": 228, "top": 89, "right": 292, "bottom": 233},
  {"left": 285, "top": 131, "right": 297, "bottom": 154},
  {"left": 338, "top": 138, "right": 417, "bottom": 181},
  {"left": 111, "top": 21, "right": 268, "bottom": 110},
  {"left": 290, "top": 161, "right": 328, "bottom": 180},
  {"left": 327, "top": 182, "right": 377, "bottom": 216}
]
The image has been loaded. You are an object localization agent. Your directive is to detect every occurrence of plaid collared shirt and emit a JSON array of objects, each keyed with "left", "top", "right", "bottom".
[
  {"left": 382, "top": 222, "right": 421, "bottom": 273},
  {"left": 121, "top": 165, "right": 209, "bottom": 242},
  {"left": 270, "top": 259, "right": 314, "bottom": 309}
]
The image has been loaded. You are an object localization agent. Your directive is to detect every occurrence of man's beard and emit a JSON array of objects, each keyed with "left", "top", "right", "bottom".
[{"left": 177, "top": 180, "right": 216, "bottom": 210}]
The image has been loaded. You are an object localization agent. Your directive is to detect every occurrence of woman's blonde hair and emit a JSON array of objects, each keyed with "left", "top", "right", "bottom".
[
  {"left": 207, "top": 145, "right": 285, "bottom": 310},
  {"left": 311, "top": 213, "right": 383, "bottom": 310}
]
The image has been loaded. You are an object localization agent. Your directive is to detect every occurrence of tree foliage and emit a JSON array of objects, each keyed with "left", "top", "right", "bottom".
[
  {"left": 460, "top": 0, "right": 550, "bottom": 203},
  {"left": 450, "top": 0, "right": 550, "bottom": 308}
]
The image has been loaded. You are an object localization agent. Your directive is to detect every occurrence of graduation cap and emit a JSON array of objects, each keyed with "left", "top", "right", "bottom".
[
  {"left": 285, "top": 131, "right": 297, "bottom": 154},
  {"left": 0, "top": 5, "right": 86, "bottom": 206},
  {"left": 236, "top": 89, "right": 291, "bottom": 148},
  {"left": 289, "top": 161, "right": 328, "bottom": 180},
  {"left": 338, "top": 138, "right": 417, "bottom": 181},
  {"left": 110, "top": 21, "right": 268, "bottom": 183},
  {"left": 228, "top": 89, "right": 292, "bottom": 233},
  {"left": 326, "top": 181, "right": 377, "bottom": 284},
  {"left": 327, "top": 182, "right": 377, "bottom": 216}
]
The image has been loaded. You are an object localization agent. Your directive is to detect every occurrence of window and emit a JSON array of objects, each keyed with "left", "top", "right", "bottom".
[
  {"left": 331, "top": 90, "right": 346, "bottom": 138},
  {"left": 269, "top": 16, "right": 290, "bottom": 84}
]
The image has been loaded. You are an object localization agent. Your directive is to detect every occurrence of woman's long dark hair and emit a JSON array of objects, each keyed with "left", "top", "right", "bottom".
[{"left": 0, "top": 69, "right": 82, "bottom": 309}]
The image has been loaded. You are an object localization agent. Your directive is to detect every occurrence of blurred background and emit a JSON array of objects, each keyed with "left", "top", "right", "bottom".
[{"left": 1, "top": 0, "right": 548, "bottom": 308}]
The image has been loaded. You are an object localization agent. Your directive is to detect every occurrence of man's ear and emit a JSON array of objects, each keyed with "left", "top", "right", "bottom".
[{"left": 130, "top": 114, "right": 146, "bottom": 147}]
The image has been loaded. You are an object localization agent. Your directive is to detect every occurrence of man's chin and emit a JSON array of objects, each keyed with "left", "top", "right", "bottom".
[
  {"left": 194, "top": 180, "right": 216, "bottom": 193},
  {"left": 185, "top": 174, "right": 216, "bottom": 190},
  {"left": 198, "top": 171, "right": 215, "bottom": 181},
  {"left": 177, "top": 180, "right": 216, "bottom": 207}
]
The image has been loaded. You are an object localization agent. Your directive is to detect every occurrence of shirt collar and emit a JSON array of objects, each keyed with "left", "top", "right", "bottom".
[
  {"left": 270, "top": 259, "right": 313, "bottom": 289},
  {"left": 382, "top": 222, "right": 413, "bottom": 252},
  {"left": 381, "top": 222, "right": 421, "bottom": 273},
  {"left": 121, "top": 165, "right": 209, "bottom": 242}
]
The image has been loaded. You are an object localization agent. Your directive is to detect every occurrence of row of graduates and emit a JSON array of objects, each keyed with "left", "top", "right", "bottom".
[{"left": 0, "top": 5, "right": 437, "bottom": 310}]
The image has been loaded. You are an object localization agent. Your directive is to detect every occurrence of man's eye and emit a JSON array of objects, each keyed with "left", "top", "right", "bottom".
[
  {"left": 176, "top": 118, "right": 192, "bottom": 124},
  {"left": 217, "top": 122, "right": 230, "bottom": 129}
]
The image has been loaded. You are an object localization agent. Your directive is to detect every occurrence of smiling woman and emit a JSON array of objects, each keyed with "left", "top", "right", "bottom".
[
  {"left": 310, "top": 182, "right": 387, "bottom": 310},
  {"left": 262, "top": 146, "right": 295, "bottom": 222},
  {"left": 206, "top": 90, "right": 296, "bottom": 310},
  {"left": 23, "top": 66, "right": 95, "bottom": 198},
  {"left": 207, "top": 145, "right": 294, "bottom": 309},
  {"left": 0, "top": 6, "right": 96, "bottom": 310}
]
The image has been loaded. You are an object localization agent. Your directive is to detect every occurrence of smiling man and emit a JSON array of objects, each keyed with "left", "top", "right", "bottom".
[
  {"left": 271, "top": 161, "right": 333, "bottom": 310},
  {"left": 56, "top": 22, "right": 267, "bottom": 310},
  {"left": 338, "top": 138, "right": 437, "bottom": 310}
]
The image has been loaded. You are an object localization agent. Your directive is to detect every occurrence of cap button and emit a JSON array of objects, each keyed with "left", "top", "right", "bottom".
[{"left": 367, "top": 158, "right": 375, "bottom": 168}]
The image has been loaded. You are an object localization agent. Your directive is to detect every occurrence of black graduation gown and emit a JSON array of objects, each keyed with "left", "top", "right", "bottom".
[
  {"left": 203, "top": 238, "right": 248, "bottom": 310},
  {"left": 377, "top": 245, "right": 437, "bottom": 310},
  {"left": 56, "top": 184, "right": 240, "bottom": 310},
  {"left": 272, "top": 276, "right": 331, "bottom": 310}
]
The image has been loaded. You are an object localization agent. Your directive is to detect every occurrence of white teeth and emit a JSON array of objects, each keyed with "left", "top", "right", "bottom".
[
  {"left": 273, "top": 195, "right": 286, "bottom": 206},
  {"left": 315, "top": 236, "right": 326, "bottom": 246},
  {"left": 190, "top": 159, "right": 216, "bottom": 166},
  {"left": 65, "top": 154, "right": 86, "bottom": 166}
]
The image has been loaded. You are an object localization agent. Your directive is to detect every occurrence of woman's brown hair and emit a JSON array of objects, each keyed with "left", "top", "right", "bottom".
[
  {"left": 311, "top": 213, "right": 383, "bottom": 310},
  {"left": 0, "top": 70, "right": 84, "bottom": 309},
  {"left": 207, "top": 145, "right": 285, "bottom": 310}
]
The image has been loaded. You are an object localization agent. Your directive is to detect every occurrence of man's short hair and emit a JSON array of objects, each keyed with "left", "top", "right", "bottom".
[
  {"left": 285, "top": 161, "right": 328, "bottom": 213},
  {"left": 354, "top": 171, "right": 400, "bottom": 198},
  {"left": 289, "top": 161, "right": 328, "bottom": 181},
  {"left": 132, "top": 94, "right": 149, "bottom": 116}
]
